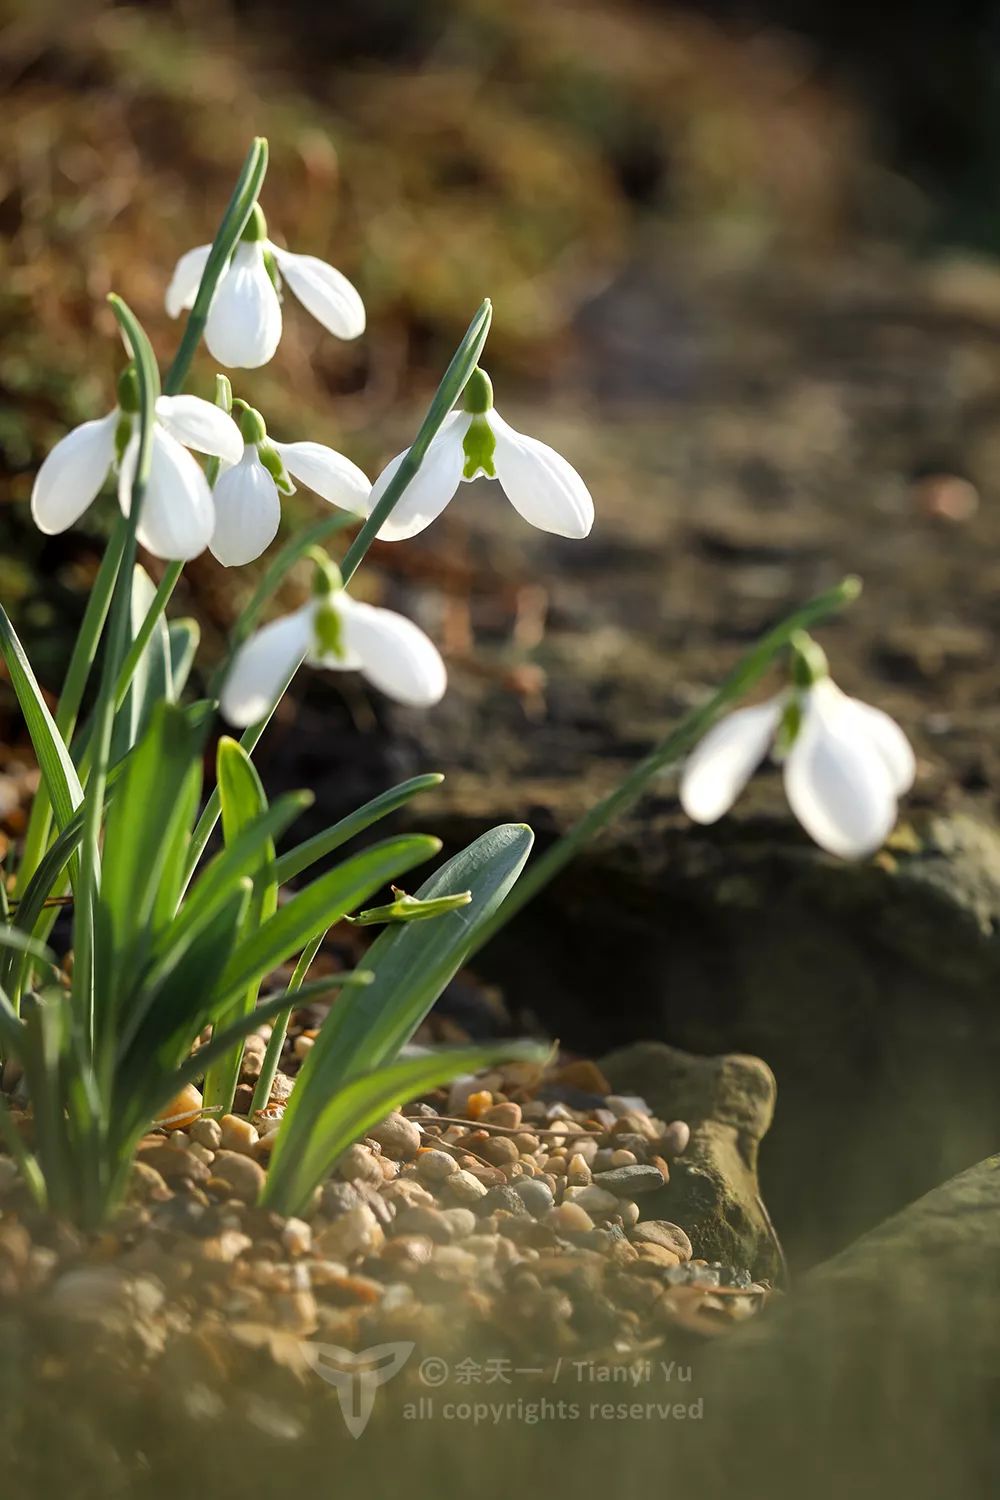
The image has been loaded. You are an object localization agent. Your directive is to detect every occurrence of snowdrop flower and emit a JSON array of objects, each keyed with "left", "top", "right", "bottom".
[
  {"left": 221, "top": 559, "right": 447, "bottom": 726},
  {"left": 30, "top": 367, "right": 242, "bottom": 560},
  {"left": 367, "top": 367, "right": 594, "bottom": 542},
  {"left": 680, "top": 635, "right": 916, "bottom": 860},
  {"left": 165, "top": 205, "right": 365, "bottom": 369},
  {"left": 211, "top": 404, "right": 371, "bottom": 567}
]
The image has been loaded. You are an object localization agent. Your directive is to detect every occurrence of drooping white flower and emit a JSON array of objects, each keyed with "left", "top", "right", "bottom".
[
  {"left": 31, "top": 371, "right": 242, "bottom": 561},
  {"left": 210, "top": 405, "right": 372, "bottom": 567},
  {"left": 220, "top": 564, "right": 447, "bottom": 725},
  {"left": 165, "top": 205, "right": 365, "bottom": 370},
  {"left": 367, "top": 368, "right": 594, "bottom": 542},
  {"left": 679, "top": 637, "right": 916, "bottom": 860}
]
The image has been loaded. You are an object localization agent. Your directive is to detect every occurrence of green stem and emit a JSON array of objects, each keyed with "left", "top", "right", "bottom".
[
  {"left": 113, "top": 562, "right": 183, "bottom": 710},
  {"left": 471, "top": 576, "right": 862, "bottom": 954},
  {"left": 339, "top": 298, "right": 493, "bottom": 584},
  {"left": 249, "top": 931, "right": 324, "bottom": 1116},
  {"left": 72, "top": 297, "right": 160, "bottom": 1049},
  {"left": 163, "top": 138, "right": 269, "bottom": 396}
]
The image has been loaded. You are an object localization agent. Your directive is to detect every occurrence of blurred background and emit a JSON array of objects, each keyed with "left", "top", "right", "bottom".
[{"left": 4, "top": 0, "right": 1000, "bottom": 1258}]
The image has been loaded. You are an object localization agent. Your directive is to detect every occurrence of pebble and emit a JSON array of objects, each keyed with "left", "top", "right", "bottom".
[
  {"left": 566, "top": 1153, "right": 592, "bottom": 1186},
  {"left": 606, "top": 1094, "right": 650, "bottom": 1117},
  {"left": 366, "top": 1113, "right": 422, "bottom": 1161},
  {"left": 628, "top": 1220, "right": 693, "bottom": 1262},
  {"left": 446, "top": 1075, "right": 480, "bottom": 1115},
  {"left": 609, "top": 1148, "right": 639, "bottom": 1168},
  {"left": 544, "top": 1202, "right": 595, "bottom": 1234},
  {"left": 316, "top": 1205, "right": 385, "bottom": 1261},
  {"left": 481, "top": 1102, "right": 522, "bottom": 1130},
  {"left": 479, "top": 1136, "right": 520, "bottom": 1167},
  {"left": 293, "top": 1035, "right": 314, "bottom": 1060},
  {"left": 129, "top": 1162, "right": 172, "bottom": 1202},
  {"left": 335, "top": 1143, "right": 383, "bottom": 1186},
  {"left": 512, "top": 1178, "right": 555, "bottom": 1217},
  {"left": 563, "top": 1185, "right": 620, "bottom": 1216},
  {"left": 155, "top": 1084, "right": 204, "bottom": 1131},
  {"left": 633, "top": 1242, "right": 681, "bottom": 1269},
  {"left": 189, "top": 1118, "right": 223, "bottom": 1151},
  {"left": 464, "top": 1091, "right": 493, "bottom": 1119},
  {"left": 281, "top": 1218, "right": 313, "bottom": 1257},
  {"left": 139, "top": 1144, "right": 210, "bottom": 1184},
  {"left": 219, "top": 1115, "right": 259, "bottom": 1156},
  {"left": 415, "top": 1149, "right": 458, "bottom": 1182},
  {"left": 210, "top": 1151, "right": 266, "bottom": 1205},
  {"left": 440, "top": 1169, "right": 488, "bottom": 1205},
  {"left": 662, "top": 1120, "right": 691, "bottom": 1157},
  {"left": 593, "top": 1164, "right": 665, "bottom": 1196},
  {"left": 391, "top": 1206, "right": 455, "bottom": 1244},
  {"left": 480, "top": 1185, "right": 529, "bottom": 1218},
  {"left": 438, "top": 1208, "right": 477, "bottom": 1241}
]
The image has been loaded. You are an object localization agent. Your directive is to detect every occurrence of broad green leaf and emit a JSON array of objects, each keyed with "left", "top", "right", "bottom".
[
  {"left": 281, "top": 824, "right": 532, "bottom": 1157},
  {"left": 211, "top": 833, "right": 440, "bottom": 1009},
  {"left": 263, "top": 1040, "right": 547, "bottom": 1216},
  {"left": 273, "top": 773, "right": 444, "bottom": 886},
  {"left": 99, "top": 702, "right": 203, "bottom": 1008},
  {"left": 152, "top": 791, "right": 311, "bottom": 969},
  {"left": 0, "top": 604, "right": 83, "bottom": 835},
  {"left": 202, "top": 739, "right": 278, "bottom": 1114},
  {"left": 111, "top": 565, "right": 173, "bottom": 759}
]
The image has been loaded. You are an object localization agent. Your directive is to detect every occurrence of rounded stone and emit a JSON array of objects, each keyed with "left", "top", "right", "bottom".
[
  {"left": 544, "top": 1203, "right": 595, "bottom": 1234},
  {"left": 512, "top": 1178, "right": 556, "bottom": 1217},
  {"left": 415, "top": 1148, "right": 459, "bottom": 1182},
  {"left": 593, "top": 1164, "right": 666, "bottom": 1196},
  {"left": 628, "top": 1220, "right": 693, "bottom": 1262},
  {"left": 210, "top": 1151, "right": 266, "bottom": 1205},
  {"left": 366, "top": 1112, "right": 423, "bottom": 1160}
]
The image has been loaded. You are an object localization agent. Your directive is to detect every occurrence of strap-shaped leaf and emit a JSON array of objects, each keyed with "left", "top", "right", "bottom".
[
  {"left": 263, "top": 1039, "right": 547, "bottom": 1216},
  {"left": 280, "top": 824, "right": 532, "bottom": 1156},
  {"left": 202, "top": 738, "right": 278, "bottom": 1114},
  {"left": 273, "top": 773, "right": 444, "bottom": 886},
  {"left": 0, "top": 604, "right": 83, "bottom": 833},
  {"left": 210, "top": 834, "right": 441, "bottom": 1010}
]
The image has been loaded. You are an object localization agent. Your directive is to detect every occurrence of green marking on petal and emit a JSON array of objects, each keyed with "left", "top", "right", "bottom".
[
  {"left": 312, "top": 600, "right": 347, "bottom": 660},
  {"left": 774, "top": 696, "right": 803, "bottom": 759},
  {"left": 258, "top": 440, "right": 294, "bottom": 495},
  {"left": 116, "top": 365, "right": 140, "bottom": 415},
  {"left": 462, "top": 414, "right": 497, "bottom": 479}
]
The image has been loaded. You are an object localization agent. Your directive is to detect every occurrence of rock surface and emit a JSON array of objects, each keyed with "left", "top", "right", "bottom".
[
  {"left": 662, "top": 1154, "right": 1000, "bottom": 1499},
  {"left": 601, "top": 1041, "right": 779, "bottom": 1280}
]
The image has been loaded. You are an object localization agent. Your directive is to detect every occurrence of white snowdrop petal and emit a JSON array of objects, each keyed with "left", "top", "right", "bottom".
[
  {"left": 490, "top": 411, "right": 594, "bottom": 539},
  {"left": 165, "top": 244, "right": 211, "bottom": 318},
  {"left": 119, "top": 428, "right": 216, "bottom": 561},
  {"left": 210, "top": 452, "right": 282, "bottom": 567},
  {"left": 270, "top": 246, "right": 366, "bottom": 340},
  {"left": 220, "top": 608, "right": 313, "bottom": 727},
  {"left": 679, "top": 698, "right": 783, "bottom": 825},
  {"left": 155, "top": 395, "right": 244, "bottom": 465},
  {"left": 784, "top": 687, "right": 898, "bottom": 859},
  {"left": 338, "top": 597, "right": 447, "bottom": 706},
  {"left": 30, "top": 412, "right": 117, "bottom": 534},
  {"left": 838, "top": 695, "right": 916, "bottom": 796},
  {"left": 367, "top": 413, "right": 469, "bottom": 541},
  {"left": 205, "top": 244, "right": 283, "bottom": 369},
  {"left": 271, "top": 440, "right": 370, "bottom": 515}
]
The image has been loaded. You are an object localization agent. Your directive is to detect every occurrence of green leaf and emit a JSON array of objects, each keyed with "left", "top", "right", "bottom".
[
  {"left": 263, "top": 1040, "right": 547, "bottom": 1216},
  {"left": 289, "top": 824, "right": 532, "bottom": 1097},
  {"left": 111, "top": 565, "right": 173, "bottom": 759},
  {"left": 99, "top": 703, "right": 203, "bottom": 1012},
  {"left": 167, "top": 618, "right": 200, "bottom": 697},
  {"left": 272, "top": 773, "right": 444, "bottom": 886},
  {"left": 152, "top": 791, "right": 311, "bottom": 971},
  {"left": 202, "top": 738, "right": 278, "bottom": 1115},
  {"left": 211, "top": 834, "right": 441, "bottom": 1009},
  {"left": 0, "top": 604, "right": 83, "bottom": 836}
]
